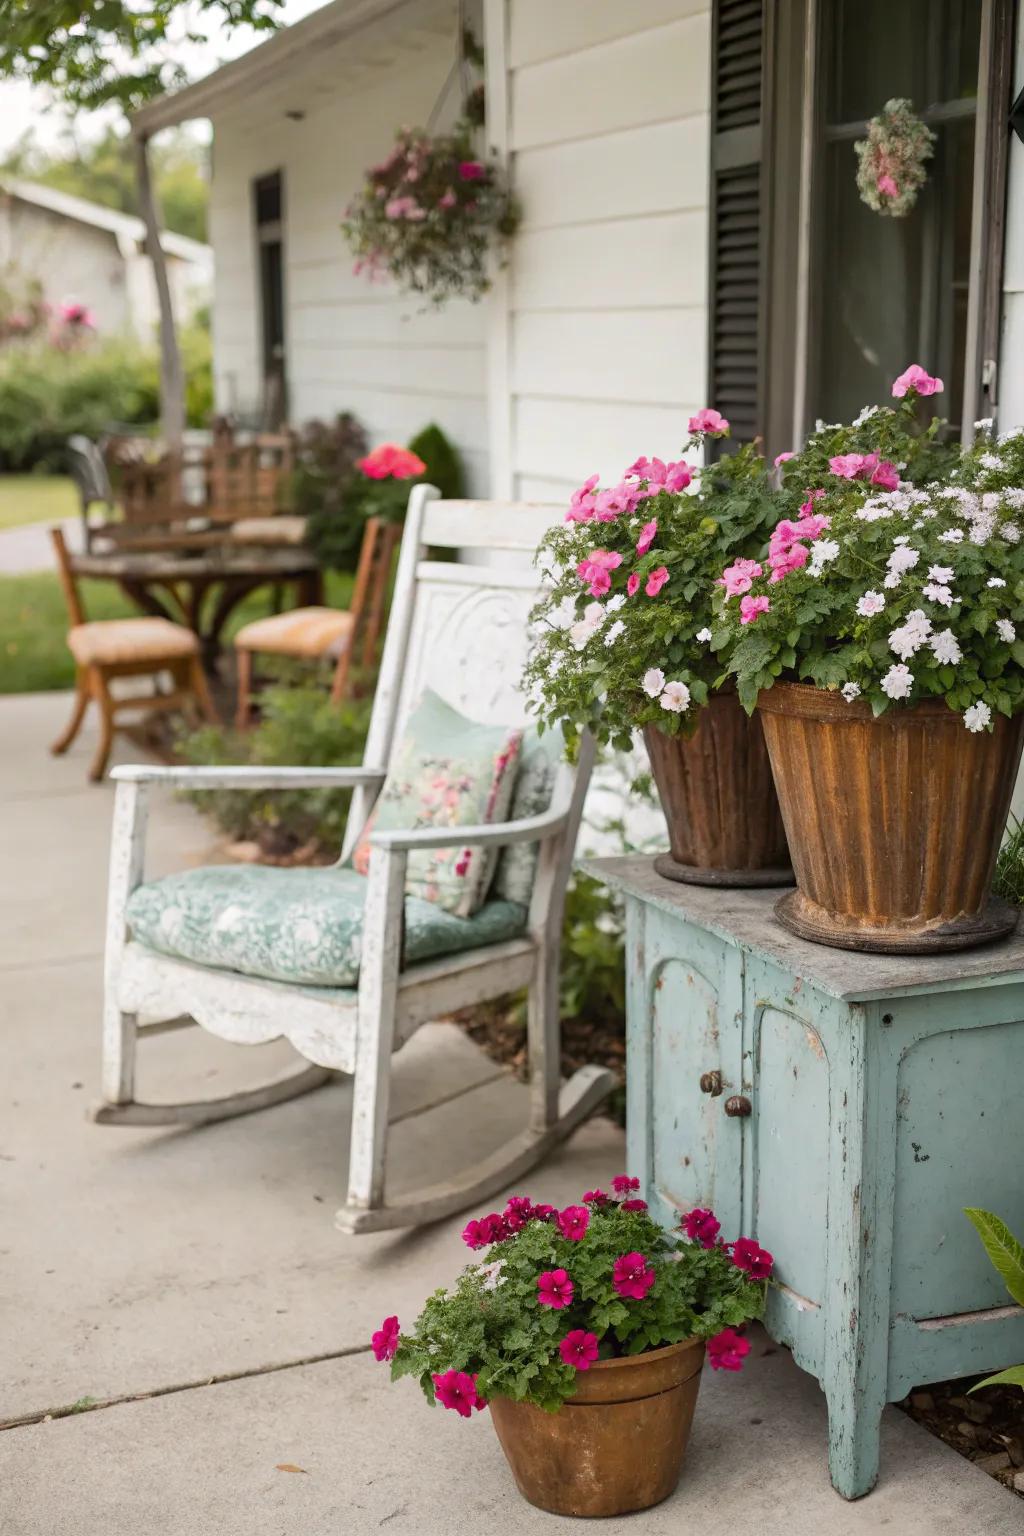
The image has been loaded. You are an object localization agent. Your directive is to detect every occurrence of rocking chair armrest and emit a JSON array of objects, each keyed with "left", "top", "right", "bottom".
[
  {"left": 368, "top": 804, "right": 571, "bottom": 854},
  {"left": 109, "top": 764, "right": 388, "bottom": 791}
]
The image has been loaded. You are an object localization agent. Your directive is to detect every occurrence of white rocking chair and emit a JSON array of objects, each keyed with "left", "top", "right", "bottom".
[{"left": 97, "top": 487, "right": 614, "bottom": 1232}]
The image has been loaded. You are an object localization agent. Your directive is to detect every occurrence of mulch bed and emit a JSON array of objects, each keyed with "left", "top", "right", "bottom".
[{"left": 898, "top": 1378, "right": 1024, "bottom": 1496}]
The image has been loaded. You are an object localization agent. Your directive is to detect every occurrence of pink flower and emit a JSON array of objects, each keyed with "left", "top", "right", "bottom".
[
  {"left": 458, "top": 160, "right": 486, "bottom": 181},
  {"left": 612, "top": 1251, "right": 656, "bottom": 1300},
  {"left": 371, "top": 1315, "right": 400, "bottom": 1362},
  {"left": 537, "top": 1268, "right": 574, "bottom": 1309},
  {"left": 774, "top": 451, "right": 795, "bottom": 467},
  {"left": 707, "top": 1328, "right": 751, "bottom": 1372},
  {"left": 594, "top": 484, "right": 638, "bottom": 520},
  {"left": 438, "top": 189, "right": 457, "bottom": 210},
  {"left": 454, "top": 850, "right": 472, "bottom": 877},
  {"left": 59, "top": 301, "right": 95, "bottom": 328},
  {"left": 621, "top": 1198, "right": 648, "bottom": 1212},
  {"left": 793, "top": 512, "right": 830, "bottom": 540},
  {"left": 718, "top": 558, "right": 763, "bottom": 597},
  {"left": 740, "top": 594, "right": 770, "bottom": 625},
  {"left": 870, "top": 460, "right": 900, "bottom": 490},
  {"left": 384, "top": 195, "right": 425, "bottom": 220},
  {"left": 565, "top": 473, "right": 600, "bottom": 523},
  {"left": 612, "top": 1175, "right": 640, "bottom": 1195},
  {"left": 636, "top": 520, "right": 658, "bottom": 556},
  {"left": 577, "top": 549, "right": 623, "bottom": 598},
  {"left": 877, "top": 172, "right": 899, "bottom": 198},
  {"left": 357, "top": 443, "right": 427, "bottom": 480},
  {"left": 645, "top": 566, "right": 670, "bottom": 597},
  {"left": 892, "top": 363, "right": 944, "bottom": 399},
  {"left": 688, "top": 408, "right": 730, "bottom": 437},
  {"left": 731, "top": 1236, "right": 774, "bottom": 1280},
  {"left": 533, "top": 1204, "right": 557, "bottom": 1222},
  {"left": 627, "top": 572, "right": 641, "bottom": 597},
  {"left": 583, "top": 1189, "right": 609, "bottom": 1206},
  {"left": 829, "top": 453, "right": 869, "bottom": 479},
  {"left": 681, "top": 1207, "right": 721, "bottom": 1249},
  {"left": 664, "top": 460, "right": 692, "bottom": 492},
  {"left": 432, "top": 1369, "right": 487, "bottom": 1416},
  {"left": 506, "top": 1196, "right": 534, "bottom": 1218},
  {"left": 559, "top": 1330, "right": 600, "bottom": 1370},
  {"left": 767, "top": 543, "right": 809, "bottom": 582},
  {"left": 462, "top": 1212, "right": 507, "bottom": 1248},
  {"left": 557, "top": 1205, "right": 590, "bottom": 1242}
]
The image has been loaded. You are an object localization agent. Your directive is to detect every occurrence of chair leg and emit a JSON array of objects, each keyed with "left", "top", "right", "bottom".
[
  {"left": 235, "top": 649, "right": 254, "bottom": 730},
  {"left": 51, "top": 671, "right": 90, "bottom": 755},
  {"left": 344, "top": 996, "right": 399, "bottom": 1214},
  {"left": 527, "top": 941, "right": 562, "bottom": 1133},
  {"left": 101, "top": 1003, "right": 138, "bottom": 1106},
  {"left": 89, "top": 673, "right": 116, "bottom": 782},
  {"left": 188, "top": 653, "right": 218, "bottom": 724}
]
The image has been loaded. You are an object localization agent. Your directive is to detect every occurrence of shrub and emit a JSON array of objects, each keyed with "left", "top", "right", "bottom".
[
  {"left": 408, "top": 422, "right": 466, "bottom": 499},
  {"left": 291, "top": 413, "right": 369, "bottom": 571}
]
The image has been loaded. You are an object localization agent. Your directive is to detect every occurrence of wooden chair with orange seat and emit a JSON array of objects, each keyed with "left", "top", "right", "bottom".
[
  {"left": 232, "top": 515, "right": 401, "bottom": 728},
  {"left": 50, "top": 527, "right": 217, "bottom": 782}
]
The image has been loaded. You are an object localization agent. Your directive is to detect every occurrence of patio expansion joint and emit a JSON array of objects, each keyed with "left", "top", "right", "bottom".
[{"left": 0, "top": 1342, "right": 374, "bottom": 1434}]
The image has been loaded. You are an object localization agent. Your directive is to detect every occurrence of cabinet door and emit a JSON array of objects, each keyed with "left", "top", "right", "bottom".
[{"left": 627, "top": 904, "right": 743, "bottom": 1237}]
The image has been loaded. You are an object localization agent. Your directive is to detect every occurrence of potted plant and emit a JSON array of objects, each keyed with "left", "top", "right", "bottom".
[
  {"left": 372, "top": 1181, "right": 771, "bottom": 1517},
  {"left": 524, "top": 413, "right": 791, "bottom": 885},
  {"left": 713, "top": 364, "right": 1024, "bottom": 953}
]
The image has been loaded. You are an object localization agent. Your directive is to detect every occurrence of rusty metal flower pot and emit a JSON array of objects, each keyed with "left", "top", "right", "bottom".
[
  {"left": 488, "top": 1338, "right": 705, "bottom": 1517},
  {"left": 644, "top": 692, "right": 791, "bottom": 887},
  {"left": 757, "top": 681, "right": 1024, "bottom": 954}
]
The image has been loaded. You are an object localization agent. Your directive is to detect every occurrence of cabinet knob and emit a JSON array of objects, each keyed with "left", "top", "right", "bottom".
[
  {"left": 699, "top": 1070, "right": 723, "bottom": 1096},
  {"left": 724, "top": 1094, "right": 752, "bottom": 1118}
]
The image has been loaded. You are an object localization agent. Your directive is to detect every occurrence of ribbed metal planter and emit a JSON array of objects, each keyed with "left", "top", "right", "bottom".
[
  {"left": 757, "top": 682, "right": 1024, "bottom": 954},
  {"left": 488, "top": 1338, "right": 705, "bottom": 1517},
  {"left": 644, "top": 692, "right": 791, "bottom": 887}
]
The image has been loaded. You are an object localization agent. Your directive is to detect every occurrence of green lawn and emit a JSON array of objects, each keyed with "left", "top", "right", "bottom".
[
  {"left": 0, "top": 475, "right": 78, "bottom": 531},
  {"left": 0, "top": 568, "right": 353, "bottom": 695}
]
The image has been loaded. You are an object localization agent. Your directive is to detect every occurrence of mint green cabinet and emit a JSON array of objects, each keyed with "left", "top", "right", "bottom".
[{"left": 585, "top": 856, "right": 1024, "bottom": 1501}]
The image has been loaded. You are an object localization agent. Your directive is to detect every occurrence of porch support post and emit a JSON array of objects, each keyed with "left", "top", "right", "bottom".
[{"left": 133, "top": 130, "right": 186, "bottom": 453}]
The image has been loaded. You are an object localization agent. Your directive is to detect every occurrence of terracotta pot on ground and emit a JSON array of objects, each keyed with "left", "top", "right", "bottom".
[
  {"left": 488, "top": 1338, "right": 705, "bottom": 1517},
  {"left": 757, "top": 681, "right": 1024, "bottom": 954},
  {"left": 644, "top": 691, "right": 791, "bottom": 887}
]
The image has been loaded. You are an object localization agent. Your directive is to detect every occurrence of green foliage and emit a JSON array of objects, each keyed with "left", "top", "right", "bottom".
[
  {"left": 390, "top": 1196, "right": 766, "bottom": 1412},
  {"left": 964, "top": 1208, "right": 1024, "bottom": 1395},
  {"left": 1, "top": 125, "right": 210, "bottom": 241},
  {"left": 177, "top": 667, "right": 369, "bottom": 858},
  {"left": 994, "top": 816, "right": 1024, "bottom": 907},
  {"left": 291, "top": 414, "right": 369, "bottom": 572},
  {"left": 559, "top": 874, "right": 625, "bottom": 1028},
  {"left": 525, "top": 437, "right": 778, "bottom": 752},
  {"left": 0, "top": 1, "right": 283, "bottom": 111},
  {"left": 408, "top": 423, "right": 465, "bottom": 499}
]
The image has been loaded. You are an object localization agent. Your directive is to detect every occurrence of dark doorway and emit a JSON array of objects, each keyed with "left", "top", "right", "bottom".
[{"left": 253, "top": 170, "right": 286, "bottom": 428}]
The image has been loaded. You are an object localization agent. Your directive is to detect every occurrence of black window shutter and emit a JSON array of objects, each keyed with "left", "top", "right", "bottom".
[{"left": 708, "top": 0, "right": 766, "bottom": 449}]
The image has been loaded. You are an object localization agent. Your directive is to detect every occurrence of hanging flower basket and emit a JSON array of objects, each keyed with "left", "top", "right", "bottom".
[
  {"left": 854, "top": 98, "right": 936, "bottom": 218},
  {"left": 343, "top": 121, "right": 518, "bottom": 306}
]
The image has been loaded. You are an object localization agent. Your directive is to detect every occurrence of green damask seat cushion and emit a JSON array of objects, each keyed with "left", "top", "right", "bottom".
[{"left": 125, "top": 864, "right": 528, "bottom": 988}]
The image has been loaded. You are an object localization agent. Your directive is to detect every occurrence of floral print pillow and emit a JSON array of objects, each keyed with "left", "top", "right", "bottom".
[{"left": 352, "top": 689, "right": 523, "bottom": 918}]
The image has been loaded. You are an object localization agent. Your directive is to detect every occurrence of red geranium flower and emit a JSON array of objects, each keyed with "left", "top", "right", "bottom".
[
  {"left": 621, "top": 1198, "right": 648, "bottom": 1212},
  {"left": 681, "top": 1207, "right": 721, "bottom": 1249},
  {"left": 371, "top": 1315, "right": 400, "bottom": 1362},
  {"left": 559, "top": 1330, "right": 600, "bottom": 1370},
  {"left": 458, "top": 160, "right": 485, "bottom": 181},
  {"left": 731, "top": 1236, "right": 774, "bottom": 1280},
  {"left": 583, "top": 1189, "right": 609, "bottom": 1206},
  {"left": 537, "top": 1268, "right": 574, "bottom": 1309},
  {"left": 557, "top": 1205, "right": 590, "bottom": 1242},
  {"left": 611, "top": 1175, "right": 640, "bottom": 1195},
  {"left": 357, "top": 442, "right": 427, "bottom": 480},
  {"left": 707, "top": 1328, "right": 751, "bottom": 1372},
  {"left": 432, "top": 1369, "right": 487, "bottom": 1416},
  {"left": 612, "top": 1252, "right": 656, "bottom": 1300},
  {"left": 532, "top": 1204, "right": 557, "bottom": 1222}
]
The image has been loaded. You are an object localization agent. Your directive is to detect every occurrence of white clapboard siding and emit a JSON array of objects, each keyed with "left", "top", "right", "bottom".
[{"left": 497, "top": 0, "right": 713, "bottom": 495}]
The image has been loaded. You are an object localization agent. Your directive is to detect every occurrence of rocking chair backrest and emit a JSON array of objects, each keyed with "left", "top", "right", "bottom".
[{"left": 341, "top": 486, "right": 570, "bottom": 862}]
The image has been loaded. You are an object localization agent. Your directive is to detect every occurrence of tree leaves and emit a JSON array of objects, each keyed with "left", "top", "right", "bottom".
[{"left": 964, "top": 1208, "right": 1024, "bottom": 1308}]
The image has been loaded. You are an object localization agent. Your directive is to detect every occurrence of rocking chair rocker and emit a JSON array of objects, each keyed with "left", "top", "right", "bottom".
[{"left": 97, "top": 487, "right": 614, "bottom": 1233}]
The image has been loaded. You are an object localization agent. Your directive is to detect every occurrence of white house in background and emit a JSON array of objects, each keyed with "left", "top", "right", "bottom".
[
  {"left": 131, "top": 0, "right": 1024, "bottom": 498},
  {"left": 0, "top": 178, "right": 212, "bottom": 340}
]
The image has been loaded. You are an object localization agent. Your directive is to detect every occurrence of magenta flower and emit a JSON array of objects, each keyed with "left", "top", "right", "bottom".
[
  {"left": 621, "top": 1197, "right": 648, "bottom": 1212},
  {"left": 537, "top": 1268, "right": 574, "bottom": 1309},
  {"left": 892, "top": 363, "right": 943, "bottom": 399},
  {"left": 583, "top": 1189, "right": 609, "bottom": 1206},
  {"left": 560, "top": 1329, "right": 600, "bottom": 1370},
  {"left": 557, "top": 1205, "right": 590, "bottom": 1242},
  {"left": 461, "top": 1211, "right": 508, "bottom": 1248},
  {"left": 533, "top": 1203, "right": 557, "bottom": 1222},
  {"left": 688, "top": 408, "right": 730, "bottom": 436},
  {"left": 577, "top": 548, "right": 623, "bottom": 597},
  {"left": 371, "top": 1315, "right": 400, "bottom": 1362},
  {"left": 767, "top": 542, "right": 808, "bottom": 582},
  {"left": 663, "top": 460, "right": 692, "bottom": 492},
  {"left": 645, "top": 566, "right": 669, "bottom": 598},
  {"left": 731, "top": 1236, "right": 774, "bottom": 1280},
  {"left": 458, "top": 160, "right": 486, "bottom": 181},
  {"left": 870, "top": 460, "right": 900, "bottom": 491},
  {"left": 506, "top": 1196, "right": 534, "bottom": 1218},
  {"left": 626, "top": 572, "right": 640, "bottom": 597},
  {"left": 774, "top": 451, "right": 795, "bottom": 467},
  {"left": 739, "top": 594, "right": 770, "bottom": 625},
  {"left": 566, "top": 473, "right": 599, "bottom": 523},
  {"left": 681, "top": 1207, "right": 721, "bottom": 1249},
  {"left": 612, "top": 1175, "right": 640, "bottom": 1195},
  {"left": 718, "top": 557, "right": 762, "bottom": 597},
  {"left": 636, "top": 520, "right": 658, "bottom": 557},
  {"left": 612, "top": 1252, "right": 656, "bottom": 1300},
  {"left": 707, "top": 1328, "right": 751, "bottom": 1372},
  {"left": 432, "top": 1369, "right": 487, "bottom": 1416}
]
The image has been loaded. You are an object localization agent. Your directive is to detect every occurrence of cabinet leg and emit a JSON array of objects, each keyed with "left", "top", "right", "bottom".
[{"left": 825, "top": 1380, "right": 883, "bottom": 1499}]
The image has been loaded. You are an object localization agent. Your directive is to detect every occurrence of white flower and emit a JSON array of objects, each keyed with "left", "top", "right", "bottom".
[
  {"left": 921, "top": 582, "right": 955, "bottom": 608},
  {"left": 883, "top": 544, "right": 920, "bottom": 587},
  {"left": 550, "top": 595, "right": 578, "bottom": 630},
  {"left": 841, "top": 682, "right": 861, "bottom": 702},
  {"left": 889, "top": 609, "right": 932, "bottom": 660},
  {"left": 642, "top": 667, "right": 666, "bottom": 698},
  {"left": 854, "top": 404, "right": 880, "bottom": 426},
  {"left": 881, "top": 664, "right": 914, "bottom": 700},
  {"left": 603, "top": 620, "right": 626, "bottom": 646},
  {"left": 928, "top": 565, "right": 954, "bottom": 583},
  {"left": 696, "top": 627, "right": 713, "bottom": 643},
  {"left": 988, "top": 577, "right": 1007, "bottom": 588},
  {"left": 997, "top": 619, "right": 1016, "bottom": 643},
  {"left": 964, "top": 701, "right": 992, "bottom": 733},
  {"left": 605, "top": 594, "right": 626, "bottom": 614},
  {"left": 1005, "top": 487, "right": 1024, "bottom": 509},
  {"left": 975, "top": 417, "right": 994, "bottom": 431},
  {"left": 570, "top": 620, "right": 596, "bottom": 650},
  {"left": 939, "top": 529, "right": 964, "bottom": 543},
  {"left": 979, "top": 453, "right": 1003, "bottom": 470},
  {"left": 930, "top": 629, "right": 962, "bottom": 665},
  {"left": 659, "top": 681, "right": 691, "bottom": 713},
  {"left": 808, "top": 538, "right": 840, "bottom": 575},
  {"left": 856, "top": 591, "right": 886, "bottom": 617},
  {"left": 1001, "top": 521, "right": 1021, "bottom": 544},
  {"left": 968, "top": 513, "right": 996, "bottom": 544}
]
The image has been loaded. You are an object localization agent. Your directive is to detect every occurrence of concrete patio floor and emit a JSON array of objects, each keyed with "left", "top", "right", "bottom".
[{"left": 1, "top": 691, "right": 1021, "bottom": 1534}]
